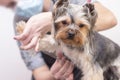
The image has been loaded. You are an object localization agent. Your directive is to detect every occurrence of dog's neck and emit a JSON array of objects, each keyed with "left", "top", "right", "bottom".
[{"left": 60, "top": 39, "right": 103, "bottom": 80}]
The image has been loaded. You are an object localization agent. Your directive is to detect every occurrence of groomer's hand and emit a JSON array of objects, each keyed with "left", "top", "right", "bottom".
[
  {"left": 14, "top": 12, "right": 52, "bottom": 50},
  {"left": 50, "top": 53, "right": 74, "bottom": 80}
]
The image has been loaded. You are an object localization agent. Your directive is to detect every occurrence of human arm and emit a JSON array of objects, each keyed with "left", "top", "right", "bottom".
[
  {"left": 93, "top": 1, "right": 117, "bottom": 31},
  {"left": 13, "top": 0, "right": 117, "bottom": 79},
  {"left": 14, "top": 13, "right": 74, "bottom": 80},
  {"left": 33, "top": 65, "right": 55, "bottom": 80},
  {"left": 14, "top": 1, "right": 117, "bottom": 50},
  {"left": 33, "top": 53, "right": 74, "bottom": 80},
  {"left": 15, "top": 19, "right": 74, "bottom": 80},
  {"left": 33, "top": 61, "right": 73, "bottom": 80},
  {"left": 14, "top": 13, "right": 48, "bottom": 71},
  {"left": 14, "top": 0, "right": 74, "bottom": 80},
  {"left": 14, "top": 12, "right": 53, "bottom": 50},
  {"left": 14, "top": 5, "right": 51, "bottom": 79}
]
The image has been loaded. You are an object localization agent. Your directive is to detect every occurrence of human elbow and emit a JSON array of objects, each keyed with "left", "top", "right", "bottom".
[{"left": 108, "top": 14, "right": 118, "bottom": 27}]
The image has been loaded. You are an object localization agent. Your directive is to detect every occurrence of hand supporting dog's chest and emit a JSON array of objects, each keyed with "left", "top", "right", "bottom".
[{"left": 16, "top": 0, "right": 120, "bottom": 80}]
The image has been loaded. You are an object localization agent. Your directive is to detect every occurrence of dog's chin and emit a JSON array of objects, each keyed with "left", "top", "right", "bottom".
[{"left": 62, "top": 39, "right": 83, "bottom": 47}]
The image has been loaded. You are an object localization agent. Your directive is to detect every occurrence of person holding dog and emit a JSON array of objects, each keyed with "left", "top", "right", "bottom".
[
  {"left": 0, "top": 0, "right": 117, "bottom": 80},
  {"left": 14, "top": 0, "right": 117, "bottom": 80}
]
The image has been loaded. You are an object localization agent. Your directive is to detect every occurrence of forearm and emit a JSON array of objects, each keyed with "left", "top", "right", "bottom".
[
  {"left": 44, "top": 1, "right": 117, "bottom": 32},
  {"left": 33, "top": 65, "right": 56, "bottom": 80},
  {"left": 14, "top": 14, "right": 46, "bottom": 70},
  {"left": 94, "top": 2, "right": 117, "bottom": 31},
  {"left": 31, "top": 12, "right": 53, "bottom": 33}
]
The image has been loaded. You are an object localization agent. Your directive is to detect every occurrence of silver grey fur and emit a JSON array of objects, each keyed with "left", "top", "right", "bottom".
[{"left": 52, "top": 0, "right": 120, "bottom": 80}]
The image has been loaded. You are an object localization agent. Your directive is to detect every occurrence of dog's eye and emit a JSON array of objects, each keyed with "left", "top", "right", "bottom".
[
  {"left": 79, "top": 24, "right": 85, "bottom": 28},
  {"left": 61, "top": 20, "right": 68, "bottom": 25}
]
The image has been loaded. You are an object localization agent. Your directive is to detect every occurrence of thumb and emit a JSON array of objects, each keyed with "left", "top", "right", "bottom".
[
  {"left": 56, "top": 51, "right": 64, "bottom": 60},
  {"left": 66, "top": 73, "right": 74, "bottom": 80},
  {"left": 14, "top": 32, "right": 28, "bottom": 41}
]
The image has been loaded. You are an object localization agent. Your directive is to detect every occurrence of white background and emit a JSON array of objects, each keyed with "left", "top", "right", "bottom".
[{"left": 0, "top": 0, "right": 120, "bottom": 80}]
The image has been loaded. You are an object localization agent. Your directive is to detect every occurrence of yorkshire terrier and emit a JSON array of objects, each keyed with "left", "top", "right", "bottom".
[{"left": 16, "top": 0, "right": 120, "bottom": 80}]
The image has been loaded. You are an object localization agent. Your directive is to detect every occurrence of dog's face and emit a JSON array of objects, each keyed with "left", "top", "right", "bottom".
[{"left": 52, "top": 0, "right": 97, "bottom": 47}]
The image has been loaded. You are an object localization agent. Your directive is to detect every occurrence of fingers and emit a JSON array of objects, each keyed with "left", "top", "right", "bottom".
[
  {"left": 22, "top": 35, "right": 32, "bottom": 45},
  {"left": 14, "top": 27, "right": 31, "bottom": 41},
  {"left": 63, "top": 62, "right": 74, "bottom": 78},
  {"left": 57, "top": 52, "right": 64, "bottom": 60},
  {"left": 20, "top": 35, "right": 39, "bottom": 50},
  {"left": 50, "top": 60, "right": 62, "bottom": 76},
  {"left": 51, "top": 55, "right": 74, "bottom": 80},
  {"left": 59, "top": 56, "right": 66, "bottom": 65},
  {"left": 66, "top": 73, "right": 74, "bottom": 80},
  {"left": 14, "top": 22, "right": 33, "bottom": 44},
  {"left": 50, "top": 56, "right": 65, "bottom": 75},
  {"left": 35, "top": 38, "right": 41, "bottom": 52},
  {"left": 55, "top": 60, "right": 70, "bottom": 78}
]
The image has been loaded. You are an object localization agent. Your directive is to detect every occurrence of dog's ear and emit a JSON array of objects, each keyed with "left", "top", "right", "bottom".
[
  {"left": 83, "top": 3, "right": 98, "bottom": 29},
  {"left": 53, "top": 0, "right": 69, "bottom": 20},
  {"left": 52, "top": 0, "right": 69, "bottom": 36},
  {"left": 55, "top": 0, "right": 69, "bottom": 8}
]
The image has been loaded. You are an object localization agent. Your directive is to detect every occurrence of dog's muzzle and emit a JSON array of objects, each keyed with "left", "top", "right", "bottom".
[{"left": 67, "top": 29, "right": 75, "bottom": 39}]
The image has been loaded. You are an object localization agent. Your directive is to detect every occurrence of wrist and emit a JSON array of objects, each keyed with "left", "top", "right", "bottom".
[{"left": 33, "top": 65, "right": 56, "bottom": 80}]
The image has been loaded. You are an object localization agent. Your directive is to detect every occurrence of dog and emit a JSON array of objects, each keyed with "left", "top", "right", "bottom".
[{"left": 16, "top": 0, "right": 120, "bottom": 80}]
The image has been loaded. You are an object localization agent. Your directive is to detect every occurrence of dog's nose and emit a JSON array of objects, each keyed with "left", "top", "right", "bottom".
[{"left": 67, "top": 30, "right": 75, "bottom": 39}]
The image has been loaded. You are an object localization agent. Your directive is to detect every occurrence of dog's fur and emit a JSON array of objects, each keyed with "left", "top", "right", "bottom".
[{"left": 16, "top": 0, "right": 120, "bottom": 80}]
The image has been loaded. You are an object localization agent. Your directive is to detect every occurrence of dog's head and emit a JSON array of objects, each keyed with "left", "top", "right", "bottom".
[{"left": 52, "top": 0, "right": 97, "bottom": 47}]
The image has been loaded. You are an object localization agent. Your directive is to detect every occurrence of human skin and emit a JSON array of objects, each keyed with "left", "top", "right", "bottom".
[
  {"left": 14, "top": 2, "right": 117, "bottom": 50},
  {"left": 0, "top": 0, "right": 74, "bottom": 80},
  {"left": 33, "top": 53, "right": 74, "bottom": 80},
  {"left": 14, "top": 1, "right": 117, "bottom": 80},
  {"left": 0, "top": 0, "right": 17, "bottom": 8}
]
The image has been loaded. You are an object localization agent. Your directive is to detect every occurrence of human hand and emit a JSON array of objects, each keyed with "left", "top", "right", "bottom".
[
  {"left": 50, "top": 52, "right": 74, "bottom": 80},
  {"left": 14, "top": 12, "right": 52, "bottom": 50}
]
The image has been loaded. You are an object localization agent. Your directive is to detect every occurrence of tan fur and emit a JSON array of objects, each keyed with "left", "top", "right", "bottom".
[
  {"left": 16, "top": 1, "right": 114, "bottom": 80},
  {"left": 17, "top": 21, "right": 102, "bottom": 80},
  {"left": 55, "top": 17, "right": 89, "bottom": 47},
  {"left": 53, "top": 1, "right": 104, "bottom": 80},
  {"left": 16, "top": 21, "right": 58, "bottom": 58},
  {"left": 16, "top": 21, "right": 104, "bottom": 80},
  {"left": 61, "top": 42, "right": 104, "bottom": 80},
  {"left": 55, "top": 27, "right": 85, "bottom": 46},
  {"left": 16, "top": 21, "right": 26, "bottom": 34}
]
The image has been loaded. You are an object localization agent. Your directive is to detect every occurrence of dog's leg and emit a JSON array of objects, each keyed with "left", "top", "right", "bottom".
[
  {"left": 103, "top": 66, "right": 120, "bottom": 80},
  {"left": 16, "top": 21, "right": 57, "bottom": 57},
  {"left": 111, "top": 55, "right": 120, "bottom": 80},
  {"left": 76, "top": 54, "right": 104, "bottom": 80},
  {"left": 38, "top": 35, "right": 58, "bottom": 54},
  {"left": 81, "top": 64, "right": 104, "bottom": 80},
  {"left": 64, "top": 50, "right": 104, "bottom": 80}
]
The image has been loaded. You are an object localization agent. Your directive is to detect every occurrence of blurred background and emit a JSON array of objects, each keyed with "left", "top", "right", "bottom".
[{"left": 0, "top": 0, "right": 120, "bottom": 80}]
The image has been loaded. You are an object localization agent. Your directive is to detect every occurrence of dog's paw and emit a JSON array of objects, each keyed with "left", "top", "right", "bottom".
[
  {"left": 38, "top": 35, "right": 57, "bottom": 53},
  {"left": 16, "top": 21, "right": 26, "bottom": 34}
]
